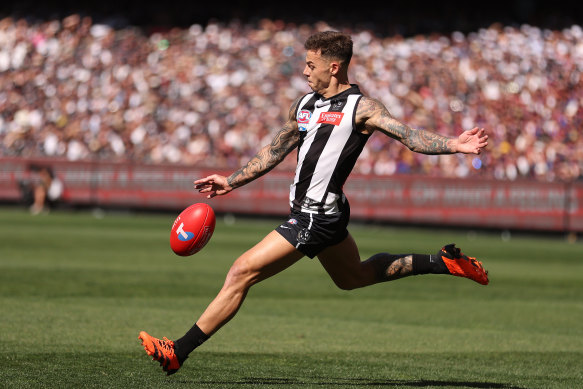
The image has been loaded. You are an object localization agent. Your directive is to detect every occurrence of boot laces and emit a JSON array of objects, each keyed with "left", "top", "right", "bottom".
[{"left": 158, "top": 337, "right": 174, "bottom": 353}]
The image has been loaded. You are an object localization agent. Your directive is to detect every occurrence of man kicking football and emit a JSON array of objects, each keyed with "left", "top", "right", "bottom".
[{"left": 139, "top": 30, "right": 489, "bottom": 375}]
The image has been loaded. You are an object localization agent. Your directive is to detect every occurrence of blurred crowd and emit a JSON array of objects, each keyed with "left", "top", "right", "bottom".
[{"left": 1, "top": 15, "right": 582, "bottom": 182}]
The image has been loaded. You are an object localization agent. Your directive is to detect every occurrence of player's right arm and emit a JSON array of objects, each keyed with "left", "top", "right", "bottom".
[
  {"left": 356, "top": 96, "right": 487, "bottom": 155},
  {"left": 194, "top": 97, "right": 301, "bottom": 198}
]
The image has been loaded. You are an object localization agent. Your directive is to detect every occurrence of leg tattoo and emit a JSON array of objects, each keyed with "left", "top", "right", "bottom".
[{"left": 363, "top": 253, "right": 414, "bottom": 282}]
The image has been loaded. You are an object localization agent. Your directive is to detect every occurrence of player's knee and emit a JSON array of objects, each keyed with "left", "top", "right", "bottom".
[
  {"left": 334, "top": 280, "right": 356, "bottom": 291},
  {"left": 224, "top": 258, "right": 256, "bottom": 290},
  {"left": 332, "top": 275, "right": 365, "bottom": 291}
]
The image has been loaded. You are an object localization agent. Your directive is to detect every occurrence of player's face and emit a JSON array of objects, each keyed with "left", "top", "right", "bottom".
[{"left": 303, "top": 50, "right": 333, "bottom": 94}]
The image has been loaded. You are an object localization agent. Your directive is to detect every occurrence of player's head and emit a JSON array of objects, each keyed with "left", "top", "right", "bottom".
[
  {"left": 304, "top": 31, "right": 353, "bottom": 67},
  {"left": 303, "top": 31, "right": 353, "bottom": 94}
]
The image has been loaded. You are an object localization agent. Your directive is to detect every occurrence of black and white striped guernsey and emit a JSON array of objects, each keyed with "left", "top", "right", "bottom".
[{"left": 290, "top": 84, "right": 370, "bottom": 214}]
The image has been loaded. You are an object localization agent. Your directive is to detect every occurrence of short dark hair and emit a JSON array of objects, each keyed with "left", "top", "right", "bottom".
[{"left": 304, "top": 31, "right": 353, "bottom": 66}]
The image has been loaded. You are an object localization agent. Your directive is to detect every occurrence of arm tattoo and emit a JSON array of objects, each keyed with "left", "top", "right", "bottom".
[
  {"left": 227, "top": 124, "right": 298, "bottom": 188},
  {"left": 358, "top": 97, "right": 455, "bottom": 154},
  {"left": 227, "top": 99, "right": 301, "bottom": 189},
  {"left": 405, "top": 129, "right": 455, "bottom": 154}
]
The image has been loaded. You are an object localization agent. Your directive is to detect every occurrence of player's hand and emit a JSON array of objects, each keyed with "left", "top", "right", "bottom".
[
  {"left": 194, "top": 174, "right": 233, "bottom": 198},
  {"left": 456, "top": 127, "right": 488, "bottom": 154}
]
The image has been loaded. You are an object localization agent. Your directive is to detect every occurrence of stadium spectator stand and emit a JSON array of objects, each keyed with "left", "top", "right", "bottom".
[{"left": 1, "top": 12, "right": 582, "bottom": 182}]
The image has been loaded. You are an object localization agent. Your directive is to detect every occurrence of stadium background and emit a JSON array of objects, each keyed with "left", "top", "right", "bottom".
[
  {"left": 3, "top": 1, "right": 583, "bottom": 33},
  {"left": 1, "top": 0, "right": 583, "bottom": 232},
  {"left": 1, "top": 3, "right": 583, "bottom": 389}
]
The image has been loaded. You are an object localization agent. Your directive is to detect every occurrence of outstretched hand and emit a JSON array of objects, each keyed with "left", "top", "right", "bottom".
[
  {"left": 456, "top": 127, "right": 488, "bottom": 154},
  {"left": 194, "top": 174, "right": 233, "bottom": 198}
]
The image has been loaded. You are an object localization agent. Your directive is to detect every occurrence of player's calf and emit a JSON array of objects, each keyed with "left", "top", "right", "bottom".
[{"left": 366, "top": 244, "right": 488, "bottom": 285}]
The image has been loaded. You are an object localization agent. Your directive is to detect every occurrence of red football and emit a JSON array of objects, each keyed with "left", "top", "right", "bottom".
[{"left": 170, "top": 203, "right": 216, "bottom": 256}]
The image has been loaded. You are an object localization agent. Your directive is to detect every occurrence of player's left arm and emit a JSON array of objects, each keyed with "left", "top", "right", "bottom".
[{"left": 356, "top": 96, "right": 488, "bottom": 154}]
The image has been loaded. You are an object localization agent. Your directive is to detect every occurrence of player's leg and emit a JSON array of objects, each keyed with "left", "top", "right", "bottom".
[
  {"left": 318, "top": 235, "right": 489, "bottom": 290},
  {"left": 140, "top": 230, "right": 304, "bottom": 375},
  {"left": 195, "top": 230, "right": 304, "bottom": 335},
  {"left": 317, "top": 233, "right": 418, "bottom": 289}
]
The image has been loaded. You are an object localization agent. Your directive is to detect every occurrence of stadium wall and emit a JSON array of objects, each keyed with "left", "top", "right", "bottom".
[{"left": 2, "top": 157, "right": 581, "bottom": 232}]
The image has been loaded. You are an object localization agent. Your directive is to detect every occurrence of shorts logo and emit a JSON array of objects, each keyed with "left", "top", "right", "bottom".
[
  {"left": 317, "top": 112, "right": 344, "bottom": 126},
  {"left": 287, "top": 218, "right": 298, "bottom": 225},
  {"left": 297, "top": 228, "right": 311, "bottom": 244}
]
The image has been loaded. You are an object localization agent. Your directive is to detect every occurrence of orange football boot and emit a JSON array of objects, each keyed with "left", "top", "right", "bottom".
[
  {"left": 439, "top": 244, "right": 489, "bottom": 285},
  {"left": 138, "top": 331, "right": 181, "bottom": 375}
]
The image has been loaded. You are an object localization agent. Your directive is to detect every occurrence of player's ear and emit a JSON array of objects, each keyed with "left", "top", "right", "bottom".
[{"left": 329, "top": 60, "right": 340, "bottom": 75}]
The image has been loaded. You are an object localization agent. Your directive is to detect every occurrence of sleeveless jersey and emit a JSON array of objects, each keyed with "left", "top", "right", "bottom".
[{"left": 290, "top": 84, "right": 369, "bottom": 214}]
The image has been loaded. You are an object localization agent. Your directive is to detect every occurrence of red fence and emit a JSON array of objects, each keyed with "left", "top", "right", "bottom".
[{"left": 1, "top": 157, "right": 581, "bottom": 232}]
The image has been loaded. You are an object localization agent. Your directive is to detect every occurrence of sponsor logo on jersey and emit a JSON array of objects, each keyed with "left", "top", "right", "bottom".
[
  {"left": 317, "top": 111, "right": 344, "bottom": 126},
  {"left": 297, "top": 110, "right": 311, "bottom": 123},
  {"left": 176, "top": 222, "right": 195, "bottom": 241},
  {"left": 287, "top": 218, "right": 298, "bottom": 225},
  {"left": 298, "top": 110, "right": 311, "bottom": 132}
]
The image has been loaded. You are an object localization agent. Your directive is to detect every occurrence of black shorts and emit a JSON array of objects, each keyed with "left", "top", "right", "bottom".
[{"left": 275, "top": 208, "right": 350, "bottom": 259}]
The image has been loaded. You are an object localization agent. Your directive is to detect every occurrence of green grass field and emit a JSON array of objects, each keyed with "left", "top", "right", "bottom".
[{"left": 0, "top": 206, "right": 582, "bottom": 389}]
